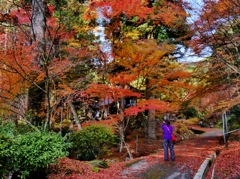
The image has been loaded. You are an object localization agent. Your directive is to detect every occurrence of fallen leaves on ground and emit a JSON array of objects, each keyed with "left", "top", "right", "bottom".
[
  {"left": 206, "top": 131, "right": 240, "bottom": 179},
  {"left": 47, "top": 126, "right": 240, "bottom": 179}
]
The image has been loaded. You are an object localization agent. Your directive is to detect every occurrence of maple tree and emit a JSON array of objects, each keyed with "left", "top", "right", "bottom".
[
  {"left": 112, "top": 39, "right": 192, "bottom": 138},
  {"left": 0, "top": 0, "right": 99, "bottom": 130},
  {"left": 186, "top": 0, "right": 240, "bottom": 116},
  {"left": 1, "top": 1, "right": 239, "bottom": 179},
  {"left": 82, "top": 0, "right": 192, "bottom": 139},
  {"left": 85, "top": 0, "right": 190, "bottom": 43},
  {"left": 84, "top": 82, "right": 142, "bottom": 158},
  {"left": 81, "top": 39, "right": 192, "bottom": 160}
]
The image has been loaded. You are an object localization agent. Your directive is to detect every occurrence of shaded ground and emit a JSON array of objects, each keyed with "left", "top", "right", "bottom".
[{"left": 121, "top": 126, "right": 223, "bottom": 179}]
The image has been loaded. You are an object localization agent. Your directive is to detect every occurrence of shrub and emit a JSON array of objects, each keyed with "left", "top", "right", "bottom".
[
  {"left": 13, "top": 131, "right": 71, "bottom": 178},
  {"left": 0, "top": 121, "right": 71, "bottom": 179},
  {"left": 16, "top": 122, "right": 35, "bottom": 134},
  {"left": 0, "top": 121, "right": 17, "bottom": 176},
  {"left": 69, "top": 124, "right": 117, "bottom": 161}
]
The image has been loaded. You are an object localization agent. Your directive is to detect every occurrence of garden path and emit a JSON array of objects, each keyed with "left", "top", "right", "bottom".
[{"left": 121, "top": 126, "right": 223, "bottom": 179}]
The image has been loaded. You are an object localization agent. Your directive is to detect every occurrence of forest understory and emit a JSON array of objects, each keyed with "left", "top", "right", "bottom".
[{"left": 46, "top": 122, "right": 240, "bottom": 179}]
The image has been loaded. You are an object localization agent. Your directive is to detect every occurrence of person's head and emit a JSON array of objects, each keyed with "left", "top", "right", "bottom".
[{"left": 165, "top": 120, "right": 170, "bottom": 126}]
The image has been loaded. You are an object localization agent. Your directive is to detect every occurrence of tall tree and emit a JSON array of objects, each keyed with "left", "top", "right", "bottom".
[
  {"left": 114, "top": 39, "right": 192, "bottom": 138},
  {"left": 84, "top": 0, "right": 191, "bottom": 138},
  {"left": 0, "top": 0, "right": 97, "bottom": 130},
  {"left": 188, "top": 0, "right": 240, "bottom": 115}
]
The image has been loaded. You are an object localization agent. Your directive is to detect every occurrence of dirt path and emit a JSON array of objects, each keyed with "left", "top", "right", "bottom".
[{"left": 121, "top": 126, "right": 223, "bottom": 179}]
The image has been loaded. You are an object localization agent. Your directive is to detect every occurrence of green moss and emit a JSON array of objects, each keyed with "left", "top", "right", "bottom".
[{"left": 92, "top": 167, "right": 100, "bottom": 172}]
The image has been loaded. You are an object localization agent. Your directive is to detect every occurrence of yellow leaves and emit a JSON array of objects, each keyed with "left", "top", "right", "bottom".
[
  {"left": 125, "top": 30, "right": 141, "bottom": 40},
  {"left": 68, "top": 41, "right": 81, "bottom": 48},
  {"left": 130, "top": 77, "right": 146, "bottom": 91},
  {"left": 115, "top": 39, "right": 175, "bottom": 77},
  {"left": 72, "top": 25, "right": 92, "bottom": 33}
]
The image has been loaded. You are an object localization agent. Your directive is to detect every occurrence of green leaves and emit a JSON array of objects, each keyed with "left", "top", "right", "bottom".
[
  {"left": 69, "top": 124, "right": 117, "bottom": 161},
  {"left": 0, "top": 122, "right": 71, "bottom": 179}
]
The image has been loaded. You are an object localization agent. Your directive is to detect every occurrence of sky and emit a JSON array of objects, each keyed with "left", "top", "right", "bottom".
[
  {"left": 184, "top": 0, "right": 204, "bottom": 22},
  {"left": 93, "top": 7, "right": 113, "bottom": 63},
  {"left": 179, "top": 0, "right": 212, "bottom": 63}
]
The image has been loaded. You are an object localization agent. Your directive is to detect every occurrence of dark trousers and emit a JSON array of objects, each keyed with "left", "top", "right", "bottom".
[{"left": 163, "top": 139, "right": 175, "bottom": 161}]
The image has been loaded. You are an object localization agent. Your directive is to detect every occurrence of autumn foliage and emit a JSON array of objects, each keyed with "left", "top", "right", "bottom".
[
  {"left": 185, "top": 0, "right": 240, "bottom": 115},
  {"left": 0, "top": 0, "right": 240, "bottom": 178}
]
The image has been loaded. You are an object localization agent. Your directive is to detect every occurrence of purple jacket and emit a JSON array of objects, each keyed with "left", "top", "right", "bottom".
[{"left": 162, "top": 123, "right": 174, "bottom": 140}]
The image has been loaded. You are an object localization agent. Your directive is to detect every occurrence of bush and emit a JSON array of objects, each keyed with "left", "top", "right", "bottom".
[
  {"left": 69, "top": 124, "right": 117, "bottom": 161},
  {"left": 14, "top": 132, "right": 70, "bottom": 177},
  {"left": 0, "top": 121, "right": 17, "bottom": 176},
  {"left": 0, "top": 121, "right": 71, "bottom": 179},
  {"left": 16, "top": 122, "right": 35, "bottom": 134}
]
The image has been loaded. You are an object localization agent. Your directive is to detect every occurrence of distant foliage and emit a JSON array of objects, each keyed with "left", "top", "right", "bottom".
[
  {"left": 69, "top": 124, "right": 117, "bottom": 161},
  {"left": 183, "top": 107, "right": 198, "bottom": 119},
  {"left": 216, "top": 106, "right": 240, "bottom": 130},
  {"left": 0, "top": 121, "right": 71, "bottom": 179}
]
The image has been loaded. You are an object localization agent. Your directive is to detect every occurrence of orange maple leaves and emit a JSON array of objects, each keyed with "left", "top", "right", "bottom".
[
  {"left": 84, "top": 0, "right": 152, "bottom": 20},
  {"left": 124, "top": 99, "right": 174, "bottom": 116},
  {"left": 85, "top": 83, "right": 141, "bottom": 101}
]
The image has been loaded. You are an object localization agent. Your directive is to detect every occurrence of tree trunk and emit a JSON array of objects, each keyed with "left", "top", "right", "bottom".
[
  {"left": 44, "top": 68, "right": 51, "bottom": 130},
  {"left": 118, "top": 113, "right": 133, "bottom": 160},
  {"left": 117, "top": 98, "right": 133, "bottom": 159},
  {"left": 148, "top": 108, "right": 156, "bottom": 139},
  {"left": 69, "top": 102, "right": 82, "bottom": 130},
  {"left": 119, "top": 123, "right": 124, "bottom": 153},
  {"left": 31, "top": 0, "right": 53, "bottom": 130},
  {"left": 31, "top": 0, "right": 46, "bottom": 42},
  {"left": 146, "top": 78, "right": 156, "bottom": 139}
]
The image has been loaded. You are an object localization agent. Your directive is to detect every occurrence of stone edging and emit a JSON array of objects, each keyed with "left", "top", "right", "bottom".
[{"left": 193, "top": 153, "right": 216, "bottom": 179}]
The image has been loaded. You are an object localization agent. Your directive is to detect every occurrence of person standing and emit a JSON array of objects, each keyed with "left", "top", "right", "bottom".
[{"left": 162, "top": 120, "right": 175, "bottom": 161}]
